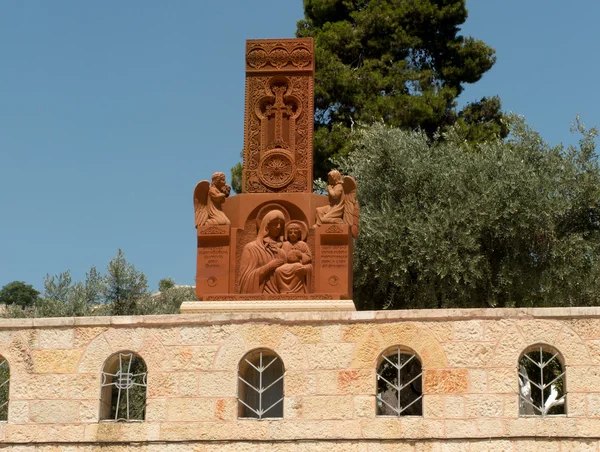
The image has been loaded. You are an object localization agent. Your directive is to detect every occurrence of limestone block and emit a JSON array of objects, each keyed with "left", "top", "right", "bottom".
[
  {"left": 167, "top": 398, "right": 215, "bottom": 421},
  {"left": 268, "top": 419, "right": 361, "bottom": 440},
  {"left": 414, "top": 335, "right": 448, "bottom": 369},
  {"left": 78, "top": 334, "right": 112, "bottom": 373},
  {"left": 73, "top": 326, "right": 107, "bottom": 348},
  {"left": 468, "top": 369, "right": 487, "bottom": 393},
  {"left": 423, "top": 394, "right": 444, "bottom": 418},
  {"left": 469, "top": 440, "right": 513, "bottom": 452},
  {"left": 337, "top": 369, "right": 373, "bottom": 395},
  {"left": 32, "top": 349, "right": 83, "bottom": 373},
  {"left": 322, "top": 325, "right": 341, "bottom": 342},
  {"left": 306, "top": 343, "right": 355, "bottom": 370},
  {"left": 160, "top": 421, "right": 268, "bottom": 441},
  {"left": 277, "top": 330, "right": 309, "bottom": 370},
  {"left": 354, "top": 395, "right": 374, "bottom": 418},
  {"left": 88, "top": 422, "right": 160, "bottom": 442},
  {"left": 284, "top": 396, "right": 303, "bottom": 419},
  {"left": 179, "top": 326, "right": 210, "bottom": 345},
  {"left": 0, "top": 330, "right": 14, "bottom": 344},
  {"left": 439, "top": 442, "right": 469, "bottom": 452},
  {"left": 517, "top": 320, "right": 562, "bottom": 345},
  {"left": 297, "top": 442, "right": 361, "bottom": 452},
  {"left": 365, "top": 440, "right": 415, "bottom": 452},
  {"left": 587, "top": 340, "right": 600, "bottom": 364},
  {"left": 198, "top": 371, "right": 236, "bottom": 397},
  {"left": 487, "top": 367, "right": 516, "bottom": 393},
  {"left": 242, "top": 324, "right": 285, "bottom": 349},
  {"left": 566, "top": 318, "right": 600, "bottom": 340},
  {"left": 165, "top": 345, "right": 217, "bottom": 371},
  {"left": 285, "top": 371, "right": 316, "bottom": 396},
  {"left": 443, "top": 395, "right": 465, "bottom": 419},
  {"left": 342, "top": 324, "right": 375, "bottom": 343},
  {"left": 211, "top": 324, "right": 237, "bottom": 342},
  {"left": 7, "top": 331, "right": 36, "bottom": 374},
  {"left": 401, "top": 418, "right": 445, "bottom": 438},
  {"left": 145, "top": 398, "right": 167, "bottom": 422},
  {"left": 150, "top": 327, "right": 180, "bottom": 345},
  {"left": 560, "top": 439, "right": 597, "bottom": 452},
  {"left": 442, "top": 342, "right": 494, "bottom": 368},
  {"left": 103, "top": 327, "right": 146, "bottom": 353},
  {"left": 214, "top": 397, "right": 236, "bottom": 421},
  {"left": 567, "top": 392, "right": 586, "bottom": 417},
  {"left": 492, "top": 326, "right": 527, "bottom": 367},
  {"left": 70, "top": 374, "right": 100, "bottom": 399},
  {"left": 445, "top": 420, "right": 478, "bottom": 438},
  {"left": 416, "top": 321, "right": 454, "bottom": 343},
  {"left": 502, "top": 394, "right": 519, "bottom": 418},
  {"left": 147, "top": 372, "right": 178, "bottom": 397},
  {"left": 586, "top": 393, "right": 600, "bottom": 417},
  {"left": 536, "top": 416, "right": 577, "bottom": 436},
  {"left": 454, "top": 321, "right": 484, "bottom": 341},
  {"left": 465, "top": 394, "right": 503, "bottom": 418},
  {"left": 423, "top": 370, "right": 468, "bottom": 394},
  {"left": 503, "top": 417, "right": 536, "bottom": 436},
  {"left": 483, "top": 319, "right": 513, "bottom": 342},
  {"left": 378, "top": 323, "right": 420, "bottom": 347},
  {"left": 137, "top": 334, "right": 169, "bottom": 372},
  {"left": 8, "top": 400, "right": 29, "bottom": 423},
  {"left": 350, "top": 330, "right": 385, "bottom": 369},
  {"left": 555, "top": 326, "right": 592, "bottom": 365},
  {"left": 476, "top": 419, "right": 503, "bottom": 437},
  {"left": 510, "top": 440, "right": 560, "bottom": 452},
  {"left": 5, "top": 424, "right": 37, "bottom": 442},
  {"left": 30, "top": 400, "right": 80, "bottom": 423},
  {"left": 300, "top": 395, "right": 354, "bottom": 419},
  {"left": 79, "top": 399, "right": 99, "bottom": 423},
  {"left": 39, "top": 329, "right": 73, "bottom": 349},
  {"left": 567, "top": 366, "right": 600, "bottom": 392},
  {"left": 577, "top": 418, "right": 600, "bottom": 436},
  {"left": 213, "top": 332, "right": 247, "bottom": 370},
  {"left": 178, "top": 372, "right": 199, "bottom": 396},
  {"left": 287, "top": 325, "right": 321, "bottom": 344}
]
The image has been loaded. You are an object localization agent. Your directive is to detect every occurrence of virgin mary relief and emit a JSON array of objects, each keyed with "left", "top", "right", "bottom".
[{"left": 239, "top": 210, "right": 312, "bottom": 294}]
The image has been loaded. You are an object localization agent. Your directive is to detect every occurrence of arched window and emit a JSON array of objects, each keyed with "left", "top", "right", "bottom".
[
  {"left": 100, "top": 352, "right": 147, "bottom": 421},
  {"left": 0, "top": 357, "right": 8, "bottom": 421},
  {"left": 376, "top": 346, "right": 422, "bottom": 416},
  {"left": 519, "top": 344, "right": 565, "bottom": 416},
  {"left": 238, "top": 349, "right": 284, "bottom": 419}
]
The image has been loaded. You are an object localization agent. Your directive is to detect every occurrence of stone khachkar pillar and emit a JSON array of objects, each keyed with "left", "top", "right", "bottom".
[{"left": 187, "top": 38, "right": 358, "bottom": 311}]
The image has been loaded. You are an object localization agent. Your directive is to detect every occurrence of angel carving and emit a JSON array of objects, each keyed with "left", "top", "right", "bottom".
[
  {"left": 315, "top": 170, "right": 359, "bottom": 238},
  {"left": 194, "top": 172, "right": 231, "bottom": 227}
]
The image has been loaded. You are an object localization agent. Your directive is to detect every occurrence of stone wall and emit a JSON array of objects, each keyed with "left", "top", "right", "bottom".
[{"left": 1, "top": 307, "right": 600, "bottom": 450}]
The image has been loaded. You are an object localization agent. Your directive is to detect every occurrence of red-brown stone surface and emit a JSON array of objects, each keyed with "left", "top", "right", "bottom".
[{"left": 194, "top": 38, "right": 357, "bottom": 302}]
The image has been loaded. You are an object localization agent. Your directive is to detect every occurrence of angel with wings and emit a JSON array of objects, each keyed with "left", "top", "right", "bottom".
[
  {"left": 194, "top": 172, "right": 231, "bottom": 227},
  {"left": 315, "top": 170, "right": 359, "bottom": 238}
]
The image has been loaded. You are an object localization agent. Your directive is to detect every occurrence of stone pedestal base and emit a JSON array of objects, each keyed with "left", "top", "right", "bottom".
[{"left": 180, "top": 299, "right": 356, "bottom": 314}]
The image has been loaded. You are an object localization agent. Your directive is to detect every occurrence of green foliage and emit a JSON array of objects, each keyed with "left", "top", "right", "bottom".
[
  {"left": 339, "top": 118, "right": 600, "bottom": 310},
  {"left": 0, "top": 359, "right": 8, "bottom": 421},
  {"left": 105, "top": 249, "right": 149, "bottom": 316},
  {"left": 158, "top": 277, "right": 176, "bottom": 292},
  {"left": 296, "top": 0, "right": 506, "bottom": 180},
  {"left": 0, "top": 250, "right": 195, "bottom": 319},
  {"left": 0, "top": 281, "right": 39, "bottom": 307},
  {"left": 231, "top": 150, "right": 243, "bottom": 194}
]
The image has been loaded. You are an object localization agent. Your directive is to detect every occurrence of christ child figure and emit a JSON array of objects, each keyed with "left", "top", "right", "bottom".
[{"left": 274, "top": 221, "right": 312, "bottom": 293}]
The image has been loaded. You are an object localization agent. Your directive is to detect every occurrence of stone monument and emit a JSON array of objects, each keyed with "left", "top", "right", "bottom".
[{"left": 185, "top": 38, "right": 358, "bottom": 312}]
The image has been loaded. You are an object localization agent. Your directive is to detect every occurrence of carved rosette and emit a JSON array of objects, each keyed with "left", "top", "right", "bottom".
[{"left": 243, "top": 39, "right": 314, "bottom": 193}]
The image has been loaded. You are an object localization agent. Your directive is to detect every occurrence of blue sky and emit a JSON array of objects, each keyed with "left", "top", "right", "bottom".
[{"left": 1, "top": 1, "right": 599, "bottom": 293}]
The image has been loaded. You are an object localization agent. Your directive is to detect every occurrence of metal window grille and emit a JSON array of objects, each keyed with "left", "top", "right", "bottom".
[
  {"left": 238, "top": 350, "right": 284, "bottom": 419},
  {"left": 101, "top": 353, "right": 147, "bottom": 421},
  {"left": 0, "top": 359, "right": 8, "bottom": 421},
  {"left": 519, "top": 345, "right": 566, "bottom": 416},
  {"left": 377, "top": 346, "right": 423, "bottom": 416}
]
